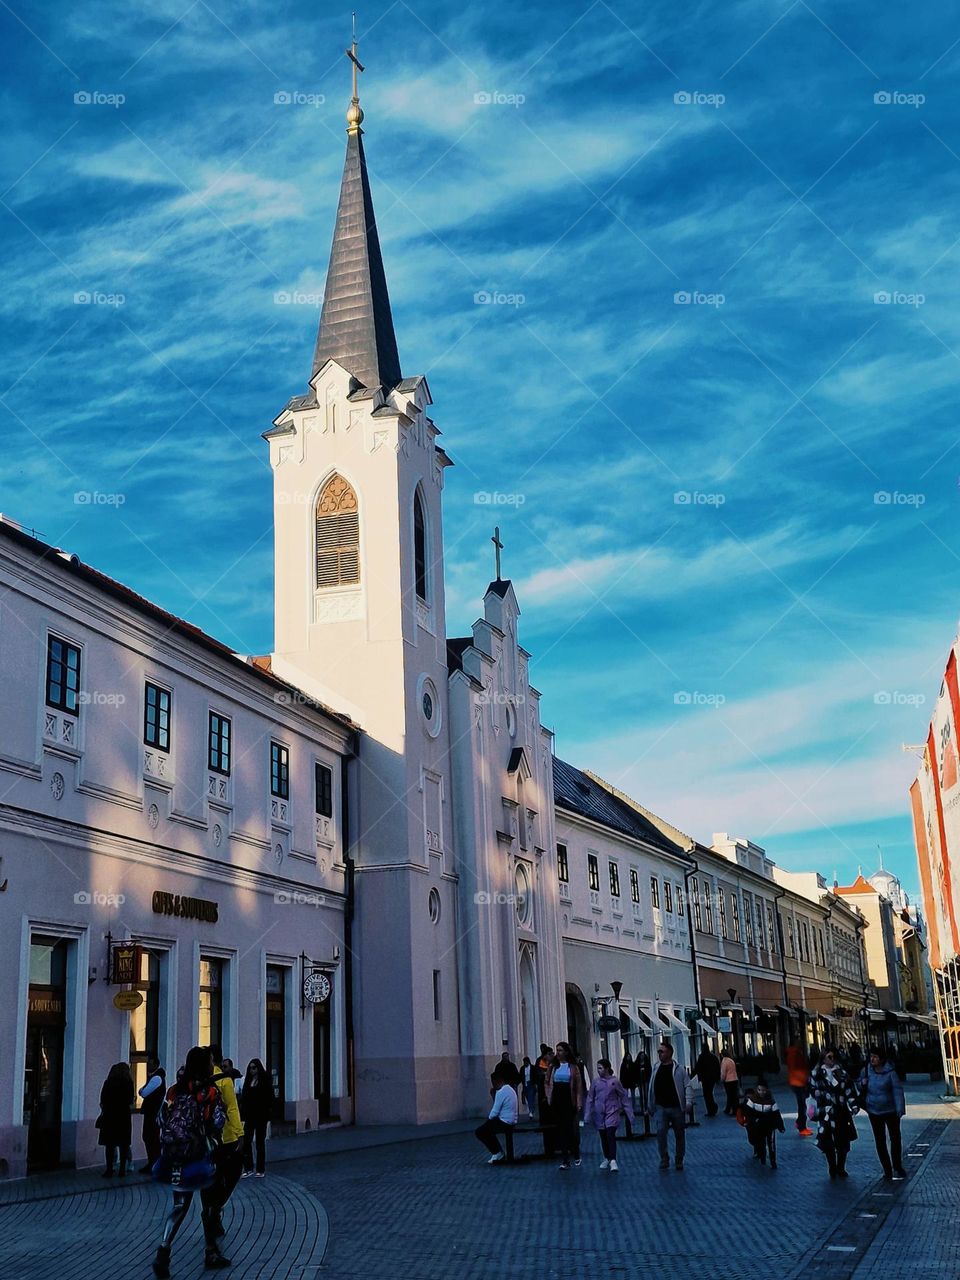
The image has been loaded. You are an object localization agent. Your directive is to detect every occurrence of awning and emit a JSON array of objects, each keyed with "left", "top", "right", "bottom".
[
  {"left": 820, "top": 1013, "right": 837, "bottom": 1024},
  {"left": 890, "top": 1011, "right": 911, "bottom": 1023},
  {"left": 695, "top": 1019, "right": 717, "bottom": 1037},
  {"left": 720, "top": 1002, "right": 745, "bottom": 1012},
  {"left": 658, "top": 1009, "right": 689, "bottom": 1035},
  {"left": 865, "top": 1009, "right": 886, "bottom": 1021},
  {"left": 755, "top": 1006, "right": 779, "bottom": 1017},
  {"left": 911, "top": 1013, "right": 938, "bottom": 1027},
  {"left": 777, "top": 1004, "right": 798, "bottom": 1017},
  {"left": 634, "top": 1008, "right": 658, "bottom": 1033}
]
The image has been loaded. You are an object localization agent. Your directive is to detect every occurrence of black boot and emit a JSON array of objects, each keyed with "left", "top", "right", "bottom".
[
  {"left": 205, "top": 1247, "right": 231, "bottom": 1270},
  {"left": 152, "top": 1246, "right": 171, "bottom": 1279}
]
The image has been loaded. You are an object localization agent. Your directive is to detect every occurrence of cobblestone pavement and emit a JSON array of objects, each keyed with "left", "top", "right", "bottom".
[{"left": 0, "top": 1085, "right": 954, "bottom": 1280}]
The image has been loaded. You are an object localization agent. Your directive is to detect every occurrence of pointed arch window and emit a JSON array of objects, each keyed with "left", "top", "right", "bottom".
[
  {"left": 316, "top": 474, "right": 360, "bottom": 588},
  {"left": 413, "top": 489, "right": 428, "bottom": 601}
]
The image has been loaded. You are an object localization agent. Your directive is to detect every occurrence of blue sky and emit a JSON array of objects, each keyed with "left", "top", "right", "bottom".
[{"left": 2, "top": 0, "right": 958, "bottom": 897}]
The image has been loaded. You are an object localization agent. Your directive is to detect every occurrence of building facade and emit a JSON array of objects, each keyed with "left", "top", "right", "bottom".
[
  {"left": 0, "top": 521, "right": 354, "bottom": 1177},
  {"left": 552, "top": 764, "right": 698, "bottom": 1071}
]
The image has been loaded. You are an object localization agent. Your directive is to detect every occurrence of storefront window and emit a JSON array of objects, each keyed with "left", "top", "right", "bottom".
[
  {"left": 129, "top": 950, "right": 161, "bottom": 1094},
  {"left": 199, "top": 957, "right": 223, "bottom": 1048}
]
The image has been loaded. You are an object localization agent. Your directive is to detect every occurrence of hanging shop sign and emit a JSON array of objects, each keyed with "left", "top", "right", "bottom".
[
  {"left": 597, "top": 1015, "right": 621, "bottom": 1032},
  {"left": 112, "top": 943, "right": 142, "bottom": 985},
  {"left": 717, "top": 1016, "right": 732, "bottom": 1033},
  {"left": 302, "top": 971, "right": 331, "bottom": 1004},
  {"left": 151, "top": 890, "right": 218, "bottom": 923},
  {"left": 113, "top": 990, "right": 144, "bottom": 1011}
]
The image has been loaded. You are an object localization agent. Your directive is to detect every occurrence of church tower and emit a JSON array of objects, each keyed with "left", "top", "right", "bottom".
[{"left": 264, "top": 41, "right": 461, "bottom": 1122}]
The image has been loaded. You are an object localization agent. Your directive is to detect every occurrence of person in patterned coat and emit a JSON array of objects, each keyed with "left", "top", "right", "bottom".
[{"left": 809, "top": 1046, "right": 860, "bottom": 1178}]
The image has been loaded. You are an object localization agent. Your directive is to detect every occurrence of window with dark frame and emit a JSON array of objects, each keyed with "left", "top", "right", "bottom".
[
  {"left": 755, "top": 899, "right": 766, "bottom": 950},
  {"left": 650, "top": 876, "right": 661, "bottom": 909},
  {"left": 413, "top": 490, "right": 428, "bottom": 601},
  {"left": 208, "top": 711, "right": 231, "bottom": 775},
  {"left": 731, "top": 893, "right": 742, "bottom": 941},
  {"left": 702, "top": 879, "right": 714, "bottom": 934},
  {"left": 588, "top": 854, "right": 600, "bottom": 892},
  {"left": 664, "top": 881, "right": 673, "bottom": 913},
  {"left": 315, "top": 763, "right": 333, "bottom": 817},
  {"left": 692, "top": 880, "right": 702, "bottom": 930},
  {"left": 718, "top": 887, "right": 728, "bottom": 937},
  {"left": 609, "top": 861, "right": 621, "bottom": 898},
  {"left": 271, "top": 742, "right": 290, "bottom": 799},
  {"left": 630, "top": 868, "right": 640, "bottom": 903},
  {"left": 557, "top": 843, "right": 569, "bottom": 883},
  {"left": 676, "top": 884, "right": 685, "bottom": 917},
  {"left": 144, "top": 682, "right": 171, "bottom": 751},
  {"left": 46, "top": 635, "right": 81, "bottom": 713},
  {"left": 432, "top": 969, "right": 442, "bottom": 1021}
]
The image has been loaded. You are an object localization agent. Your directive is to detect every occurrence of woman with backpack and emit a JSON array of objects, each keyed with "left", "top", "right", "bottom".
[
  {"left": 151, "top": 1046, "right": 229, "bottom": 1278},
  {"left": 97, "top": 1062, "right": 134, "bottom": 1178},
  {"left": 240, "top": 1059, "right": 275, "bottom": 1178}
]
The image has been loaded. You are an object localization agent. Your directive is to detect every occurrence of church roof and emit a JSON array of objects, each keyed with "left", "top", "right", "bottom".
[
  {"left": 486, "top": 578, "right": 513, "bottom": 599},
  {"left": 553, "top": 756, "right": 687, "bottom": 856},
  {"left": 312, "top": 126, "right": 402, "bottom": 392},
  {"left": 446, "top": 637, "right": 473, "bottom": 673}
]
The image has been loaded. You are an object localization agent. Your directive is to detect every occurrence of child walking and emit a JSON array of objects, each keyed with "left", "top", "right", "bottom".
[{"left": 584, "top": 1058, "right": 634, "bottom": 1171}]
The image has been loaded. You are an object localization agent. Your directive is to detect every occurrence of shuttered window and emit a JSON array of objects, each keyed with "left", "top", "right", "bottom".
[{"left": 316, "top": 474, "right": 360, "bottom": 588}]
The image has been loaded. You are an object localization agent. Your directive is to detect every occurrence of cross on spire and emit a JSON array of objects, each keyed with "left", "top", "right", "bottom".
[
  {"left": 491, "top": 526, "right": 504, "bottom": 580},
  {"left": 345, "top": 13, "right": 365, "bottom": 134}
]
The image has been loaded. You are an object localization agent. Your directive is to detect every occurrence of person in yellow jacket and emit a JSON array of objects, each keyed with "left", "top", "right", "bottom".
[{"left": 201, "top": 1045, "right": 245, "bottom": 1246}]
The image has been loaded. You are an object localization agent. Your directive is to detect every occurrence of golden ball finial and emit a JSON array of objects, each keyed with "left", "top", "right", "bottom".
[{"left": 347, "top": 100, "right": 364, "bottom": 132}]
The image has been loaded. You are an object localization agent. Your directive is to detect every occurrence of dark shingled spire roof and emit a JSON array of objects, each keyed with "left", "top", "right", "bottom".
[{"left": 312, "top": 128, "right": 402, "bottom": 391}]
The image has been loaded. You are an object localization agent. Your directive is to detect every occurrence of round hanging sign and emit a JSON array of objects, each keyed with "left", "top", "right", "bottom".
[
  {"left": 113, "top": 990, "right": 144, "bottom": 1011},
  {"left": 302, "top": 971, "right": 331, "bottom": 1004}
]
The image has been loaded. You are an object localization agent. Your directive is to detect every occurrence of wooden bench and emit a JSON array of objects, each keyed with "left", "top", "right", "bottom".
[{"left": 502, "top": 1123, "right": 558, "bottom": 1164}]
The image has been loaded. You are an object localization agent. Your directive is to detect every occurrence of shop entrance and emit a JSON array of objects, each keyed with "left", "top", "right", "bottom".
[
  {"left": 313, "top": 997, "right": 331, "bottom": 1120},
  {"left": 265, "top": 966, "right": 286, "bottom": 1122},
  {"left": 24, "top": 938, "right": 68, "bottom": 1172}
]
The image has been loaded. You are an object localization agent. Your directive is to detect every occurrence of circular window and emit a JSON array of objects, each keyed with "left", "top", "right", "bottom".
[
  {"left": 428, "top": 887, "right": 441, "bottom": 924},
  {"left": 514, "top": 863, "right": 531, "bottom": 925},
  {"left": 417, "top": 675, "right": 441, "bottom": 738}
]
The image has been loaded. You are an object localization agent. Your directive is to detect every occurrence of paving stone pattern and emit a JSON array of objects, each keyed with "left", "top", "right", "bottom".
[{"left": 0, "top": 1085, "right": 954, "bottom": 1280}]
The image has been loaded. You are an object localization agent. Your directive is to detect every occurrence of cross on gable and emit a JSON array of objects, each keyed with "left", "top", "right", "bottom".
[{"left": 491, "top": 526, "right": 504, "bottom": 580}]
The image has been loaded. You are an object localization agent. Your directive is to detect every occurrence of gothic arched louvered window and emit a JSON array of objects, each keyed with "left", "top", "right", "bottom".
[
  {"left": 413, "top": 489, "right": 428, "bottom": 601},
  {"left": 316, "top": 474, "right": 360, "bottom": 589}
]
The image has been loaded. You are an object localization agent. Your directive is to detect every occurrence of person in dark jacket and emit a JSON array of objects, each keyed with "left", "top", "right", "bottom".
[
  {"left": 635, "top": 1049, "right": 653, "bottom": 1136},
  {"left": 619, "top": 1052, "right": 637, "bottom": 1136},
  {"left": 691, "top": 1045, "right": 722, "bottom": 1117},
  {"left": 240, "top": 1058, "right": 275, "bottom": 1177},
  {"left": 495, "top": 1052, "right": 522, "bottom": 1089},
  {"left": 138, "top": 1056, "right": 166, "bottom": 1173},
  {"left": 859, "top": 1046, "right": 906, "bottom": 1180},
  {"left": 98, "top": 1062, "right": 134, "bottom": 1177}
]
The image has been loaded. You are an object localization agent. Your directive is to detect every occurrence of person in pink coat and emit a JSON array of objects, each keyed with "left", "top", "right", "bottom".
[{"left": 584, "top": 1058, "right": 635, "bottom": 1171}]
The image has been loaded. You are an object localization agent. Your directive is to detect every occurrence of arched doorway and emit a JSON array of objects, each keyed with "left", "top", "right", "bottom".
[
  {"left": 519, "top": 946, "right": 538, "bottom": 1059},
  {"left": 565, "top": 984, "right": 592, "bottom": 1075}
]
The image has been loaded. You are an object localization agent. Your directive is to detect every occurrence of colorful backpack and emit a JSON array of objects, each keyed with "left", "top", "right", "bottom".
[{"left": 159, "top": 1082, "right": 225, "bottom": 1166}]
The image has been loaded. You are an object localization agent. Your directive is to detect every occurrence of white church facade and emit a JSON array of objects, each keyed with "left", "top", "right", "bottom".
[{"left": 0, "top": 57, "right": 701, "bottom": 1174}]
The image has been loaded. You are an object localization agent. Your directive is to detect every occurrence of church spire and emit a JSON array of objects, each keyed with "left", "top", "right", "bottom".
[{"left": 311, "top": 26, "right": 402, "bottom": 391}]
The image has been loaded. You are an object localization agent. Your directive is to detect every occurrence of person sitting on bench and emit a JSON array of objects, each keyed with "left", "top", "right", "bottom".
[{"left": 475, "top": 1068, "right": 519, "bottom": 1164}]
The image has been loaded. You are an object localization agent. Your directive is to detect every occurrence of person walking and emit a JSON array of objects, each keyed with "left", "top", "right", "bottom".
[
  {"left": 240, "top": 1058, "right": 275, "bottom": 1178},
  {"left": 139, "top": 1056, "right": 167, "bottom": 1173},
  {"left": 858, "top": 1046, "right": 906, "bottom": 1181},
  {"left": 809, "top": 1047, "right": 860, "bottom": 1179},
  {"left": 720, "top": 1050, "right": 740, "bottom": 1115},
  {"left": 544, "top": 1042, "right": 584, "bottom": 1170},
  {"left": 201, "top": 1045, "right": 245, "bottom": 1246},
  {"left": 151, "top": 1046, "right": 229, "bottom": 1277},
  {"left": 97, "top": 1062, "right": 135, "bottom": 1178},
  {"left": 585, "top": 1058, "right": 634, "bottom": 1171},
  {"left": 784, "top": 1041, "right": 813, "bottom": 1136},
  {"left": 618, "top": 1052, "right": 637, "bottom": 1136},
  {"left": 691, "top": 1044, "right": 721, "bottom": 1117},
  {"left": 742, "top": 1077, "right": 785, "bottom": 1167},
  {"left": 635, "top": 1049, "right": 653, "bottom": 1137},
  {"left": 648, "top": 1041, "right": 692, "bottom": 1171},
  {"left": 534, "top": 1043, "right": 556, "bottom": 1155},
  {"left": 475, "top": 1067, "right": 519, "bottom": 1163},
  {"left": 520, "top": 1057, "right": 538, "bottom": 1120}
]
